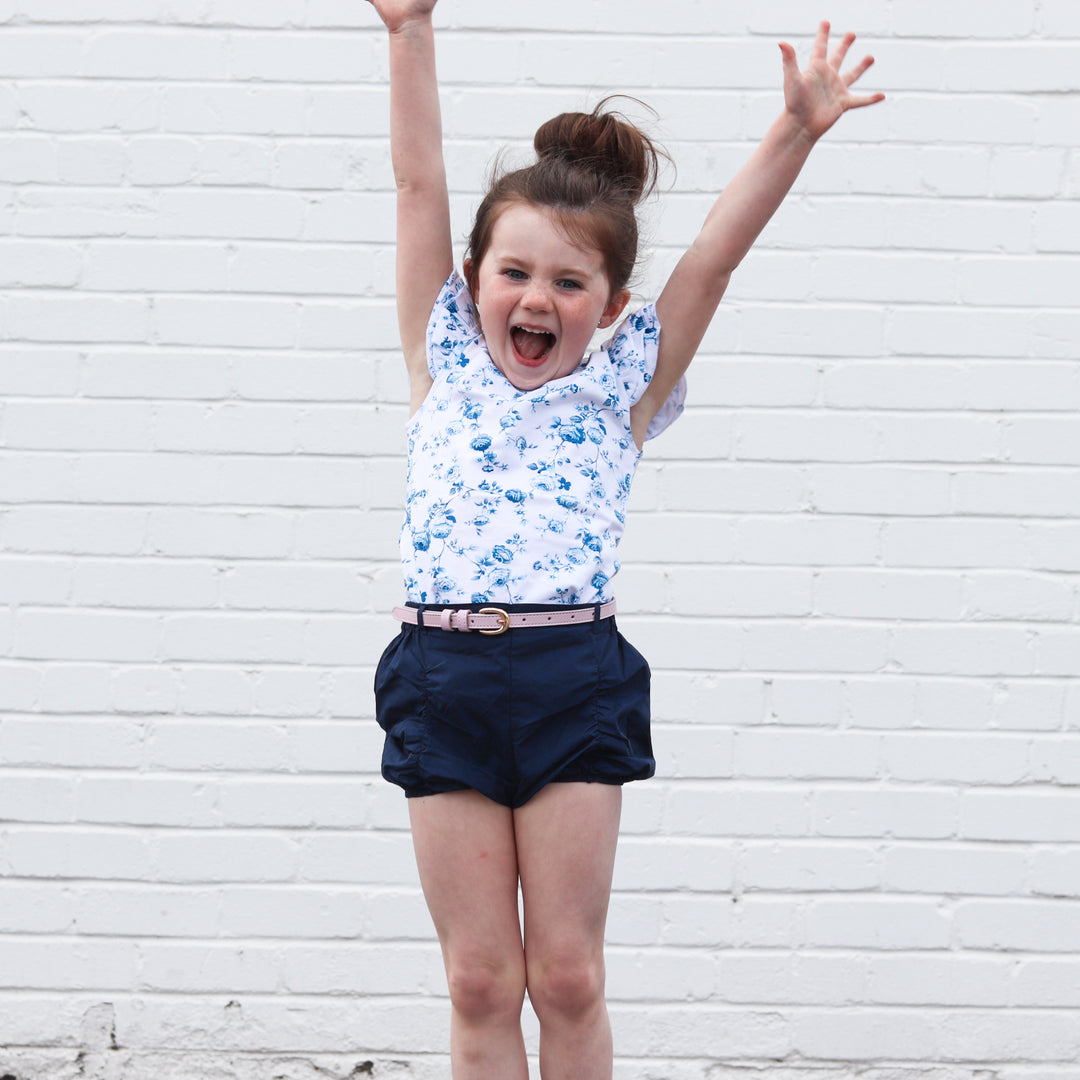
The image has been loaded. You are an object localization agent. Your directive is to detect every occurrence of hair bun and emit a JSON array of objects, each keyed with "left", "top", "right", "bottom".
[{"left": 533, "top": 97, "right": 660, "bottom": 204}]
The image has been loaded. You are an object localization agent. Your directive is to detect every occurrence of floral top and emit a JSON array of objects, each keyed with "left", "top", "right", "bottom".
[{"left": 400, "top": 271, "right": 685, "bottom": 606}]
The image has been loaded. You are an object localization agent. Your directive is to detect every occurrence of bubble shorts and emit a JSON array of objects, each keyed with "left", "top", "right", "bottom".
[{"left": 374, "top": 603, "right": 654, "bottom": 809}]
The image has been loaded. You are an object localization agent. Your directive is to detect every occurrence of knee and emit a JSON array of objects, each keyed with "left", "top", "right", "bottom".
[
  {"left": 446, "top": 957, "right": 526, "bottom": 1024},
  {"left": 527, "top": 951, "right": 606, "bottom": 1023}
]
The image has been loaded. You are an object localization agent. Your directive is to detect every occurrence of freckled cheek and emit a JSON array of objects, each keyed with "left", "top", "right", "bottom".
[
  {"left": 566, "top": 300, "right": 605, "bottom": 340},
  {"left": 479, "top": 285, "right": 515, "bottom": 322}
]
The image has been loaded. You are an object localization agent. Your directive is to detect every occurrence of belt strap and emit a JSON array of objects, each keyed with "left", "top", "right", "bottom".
[{"left": 392, "top": 601, "right": 616, "bottom": 636}]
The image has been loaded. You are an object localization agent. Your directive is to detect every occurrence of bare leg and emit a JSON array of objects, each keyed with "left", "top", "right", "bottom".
[
  {"left": 409, "top": 790, "right": 529, "bottom": 1080},
  {"left": 515, "top": 782, "right": 622, "bottom": 1080}
]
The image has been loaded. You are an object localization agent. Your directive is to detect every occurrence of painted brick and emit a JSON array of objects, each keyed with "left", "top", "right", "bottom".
[
  {"left": 6, "top": 828, "right": 154, "bottom": 880},
  {"left": 154, "top": 832, "right": 299, "bottom": 884},
  {"left": 944, "top": 44, "right": 1080, "bottom": 94},
  {"left": 140, "top": 942, "right": 283, "bottom": 993},
  {"left": 161, "top": 613, "right": 307, "bottom": 664},
  {"left": 3, "top": 939, "right": 140, "bottom": 991},
  {"left": 125, "top": 134, "right": 200, "bottom": 184},
  {"left": 893, "top": 0, "right": 1036, "bottom": 36},
  {"left": 955, "top": 899, "right": 1080, "bottom": 952},
  {"left": 2, "top": 5, "right": 1078, "bottom": 1078},
  {"left": 0, "top": 31, "right": 89, "bottom": 77},
  {"left": 733, "top": 515, "right": 880, "bottom": 567},
  {"left": 881, "top": 518, "right": 1030, "bottom": 570},
  {"left": 19, "top": 82, "right": 160, "bottom": 133},
  {"left": 962, "top": 792, "right": 1080, "bottom": 843},
  {"left": 75, "top": 885, "right": 221, "bottom": 938},
  {"left": 40, "top": 664, "right": 113, "bottom": 714},
  {"left": 670, "top": 566, "right": 813, "bottom": 617},
  {"left": 664, "top": 785, "right": 810, "bottom": 838},
  {"left": 111, "top": 665, "right": 183, "bottom": 714},
  {"left": 230, "top": 30, "right": 377, "bottom": 83},
  {"left": 891, "top": 625, "right": 1037, "bottom": 677},
  {"left": 817, "top": 569, "right": 964, "bottom": 620},
  {"left": 743, "top": 621, "right": 890, "bottom": 674},
  {"left": 17, "top": 610, "right": 161, "bottom": 662},
  {"left": 813, "top": 787, "right": 959, "bottom": 840},
  {"left": 1013, "top": 958, "right": 1080, "bottom": 1007},
  {"left": 1030, "top": 848, "right": 1080, "bottom": 898},
  {"left": 883, "top": 732, "right": 1032, "bottom": 784},
  {"left": 988, "top": 678, "right": 1069, "bottom": 732},
  {"left": 738, "top": 842, "right": 880, "bottom": 893},
  {"left": 84, "top": 239, "right": 230, "bottom": 292},
  {"left": 0, "top": 239, "right": 81, "bottom": 287},
  {"left": 146, "top": 510, "right": 294, "bottom": 558},
  {"left": 0, "top": 133, "right": 59, "bottom": 184},
  {"left": 883, "top": 842, "right": 1028, "bottom": 897},
  {"left": 810, "top": 465, "right": 951, "bottom": 515},
  {"left": 85, "top": 28, "right": 229, "bottom": 78},
  {"left": 8, "top": 294, "right": 151, "bottom": 343},
  {"left": 0, "top": 717, "right": 143, "bottom": 769}
]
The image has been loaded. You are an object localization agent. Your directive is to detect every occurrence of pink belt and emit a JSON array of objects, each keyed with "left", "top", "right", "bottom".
[{"left": 392, "top": 601, "right": 617, "bottom": 637}]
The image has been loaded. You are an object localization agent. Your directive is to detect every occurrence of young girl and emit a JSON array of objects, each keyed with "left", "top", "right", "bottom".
[{"left": 367, "top": 3, "right": 883, "bottom": 1077}]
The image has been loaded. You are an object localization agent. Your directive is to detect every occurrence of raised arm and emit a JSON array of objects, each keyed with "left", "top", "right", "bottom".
[
  {"left": 368, "top": 0, "right": 453, "bottom": 412},
  {"left": 631, "top": 21, "right": 884, "bottom": 445}
]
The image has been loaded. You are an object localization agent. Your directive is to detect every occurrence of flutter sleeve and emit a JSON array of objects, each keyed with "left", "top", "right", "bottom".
[
  {"left": 424, "top": 269, "right": 482, "bottom": 377},
  {"left": 602, "top": 302, "right": 687, "bottom": 441}
]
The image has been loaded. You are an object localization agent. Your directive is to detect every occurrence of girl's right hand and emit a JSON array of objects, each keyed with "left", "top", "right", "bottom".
[{"left": 366, "top": 0, "right": 438, "bottom": 33}]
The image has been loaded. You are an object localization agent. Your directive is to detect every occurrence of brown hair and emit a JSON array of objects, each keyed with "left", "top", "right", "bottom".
[{"left": 465, "top": 97, "right": 665, "bottom": 301}]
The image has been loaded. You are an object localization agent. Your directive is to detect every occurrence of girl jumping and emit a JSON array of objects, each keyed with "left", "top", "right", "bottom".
[{"left": 366, "top": 3, "right": 883, "bottom": 1077}]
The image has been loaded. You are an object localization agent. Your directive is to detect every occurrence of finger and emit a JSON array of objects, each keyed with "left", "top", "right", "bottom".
[
  {"left": 829, "top": 30, "right": 857, "bottom": 70},
  {"left": 778, "top": 40, "right": 799, "bottom": 84},
  {"left": 843, "top": 54, "right": 876, "bottom": 87},
  {"left": 845, "top": 91, "right": 886, "bottom": 111},
  {"left": 811, "top": 20, "right": 830, "bottom": 64}
]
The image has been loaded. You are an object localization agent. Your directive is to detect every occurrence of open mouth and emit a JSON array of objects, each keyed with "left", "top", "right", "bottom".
[{"left": 511, "top": 325, "right": 556, "bottom": 364}]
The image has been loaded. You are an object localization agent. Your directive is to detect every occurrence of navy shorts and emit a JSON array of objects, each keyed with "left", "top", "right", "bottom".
[{"left": 374, "top": 604, "right": 654, "bottom": 809}]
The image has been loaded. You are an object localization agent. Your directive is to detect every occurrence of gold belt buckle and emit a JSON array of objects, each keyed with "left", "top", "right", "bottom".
[{"left": 478, "top": 607, "right": 510, "bottom": 635}]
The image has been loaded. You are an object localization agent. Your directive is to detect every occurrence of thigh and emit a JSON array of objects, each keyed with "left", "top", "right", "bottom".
[
  {"left": 514, "top": 782, "right": 622, "bottom": 959},
  {"left": 409, "top": 789, "right": 524, "bottom": 964}
]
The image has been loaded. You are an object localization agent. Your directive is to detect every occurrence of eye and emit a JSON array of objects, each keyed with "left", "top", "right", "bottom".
[
  {"left": 503, "top": 268, "right": 527, "bottom": 281},
  {"left": 557, "top": 279, "right": 582, "bottom": 290}
]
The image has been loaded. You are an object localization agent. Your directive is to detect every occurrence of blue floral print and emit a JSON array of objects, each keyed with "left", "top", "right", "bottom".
[{"left": 401, "top": 271, "right": 685, "bottom": 605}]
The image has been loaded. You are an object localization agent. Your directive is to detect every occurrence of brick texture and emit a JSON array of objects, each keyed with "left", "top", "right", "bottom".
[{"left": 1, "top": 1, "right": 1078, "bottom": 1077}]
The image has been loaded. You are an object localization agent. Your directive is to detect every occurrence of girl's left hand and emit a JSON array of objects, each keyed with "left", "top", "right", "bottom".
[
  {"left": 365, "top": 0, "right": 438, "bottom": 34},
  {"left": 780, "top": 21, "right": 884, "bottom": 140}
]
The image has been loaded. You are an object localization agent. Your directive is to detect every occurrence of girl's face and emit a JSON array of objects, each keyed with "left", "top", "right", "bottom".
[{"left": 465, "top": 203, "right": 630, "bottom": 392}]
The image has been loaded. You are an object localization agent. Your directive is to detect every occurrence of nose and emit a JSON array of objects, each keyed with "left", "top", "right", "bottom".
[{"left": 522, "top": 280, "right": 552, "bottom": 310}]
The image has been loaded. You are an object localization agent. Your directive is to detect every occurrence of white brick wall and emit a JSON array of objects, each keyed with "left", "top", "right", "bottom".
[{"left": 1, "top": 1, "right": 1078, "bottom": 1078}]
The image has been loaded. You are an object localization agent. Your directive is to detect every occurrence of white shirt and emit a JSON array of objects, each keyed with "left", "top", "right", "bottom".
[{"left": 400, "top": 271, "right": 685, "bottom": 606}]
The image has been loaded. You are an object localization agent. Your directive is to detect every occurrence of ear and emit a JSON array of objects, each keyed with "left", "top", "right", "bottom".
[
  {"left": 598, "top": 288, "right": 630, "bottom": 329},
  {"left": 463, "top": 257, "right": 477, "bottom": 300}
]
